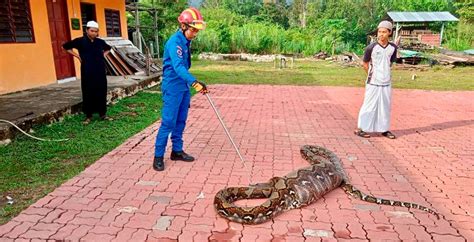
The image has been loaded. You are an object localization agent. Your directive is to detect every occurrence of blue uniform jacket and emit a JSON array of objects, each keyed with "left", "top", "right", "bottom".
[{"left": 161, "top": 30, "right": 196, "bottom": 92}]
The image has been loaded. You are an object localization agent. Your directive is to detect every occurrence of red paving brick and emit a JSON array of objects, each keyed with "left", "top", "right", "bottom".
[{"left": 1, "top": 85, "right": 472, "bottom": 241}]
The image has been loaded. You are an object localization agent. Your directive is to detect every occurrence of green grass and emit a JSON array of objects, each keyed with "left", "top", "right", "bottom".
[
  {"left": 192, "top": 60, "right": 474, "bottom": 91},
  {"left": 0, "top": 92, "right": 162, "bottom": 225},
  {"left": 1, "top": 59, "right": 472, "bottom": 225}
]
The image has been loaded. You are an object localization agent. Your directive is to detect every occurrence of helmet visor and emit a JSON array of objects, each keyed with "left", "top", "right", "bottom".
[{"left": 189, "top": 20, "right": 206, "bottom": 30}]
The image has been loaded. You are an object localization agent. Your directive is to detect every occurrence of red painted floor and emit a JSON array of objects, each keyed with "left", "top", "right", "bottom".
[{"left": 1, "top": 85, "right": 472, "bottom": 241}]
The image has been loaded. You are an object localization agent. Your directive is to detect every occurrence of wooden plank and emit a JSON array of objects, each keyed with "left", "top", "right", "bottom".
[
  {"left": 110, "top": 55, "right": 127, "bottom": 76},
  {"left": 114, "top": 47, "right": 144, "bottom": 73},
  {"left": 111, "top": 48, "right": 134, "bottom": 75},
  {"left": 105, "top": 60, "right": 114, "bottom": 75},
  {"left": 106, "top": 53, "right": 127, "bottom": 76},
  {"left": 104, "top": 54, "right": 119, "bottom": 75},
  {"left": 103, "top": 37, "right": 162, "bottom": 75},
  {"left": 113, "top": 54, "right": 130, "bottom": 76},
  {"left": 103, "top": 38, "right": 134, "bottom": 46}
]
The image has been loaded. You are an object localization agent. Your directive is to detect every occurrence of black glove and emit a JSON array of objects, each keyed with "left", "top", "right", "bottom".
[{"left": 192, "top": 80, "right": 209, "bottom": 94}]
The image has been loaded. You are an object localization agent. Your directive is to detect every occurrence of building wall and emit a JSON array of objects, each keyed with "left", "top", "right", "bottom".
[
  {"left": 0, "top": 0, "right": 128, "bottom": 95},
  {"left": 67, "top": 0, "right": 128, "bottom": 78},
  {"left": 0, "top": 1, "right": 56, "bottom": 95},
  {"left": 420, "top": 34, "right": 441, "bottom": 47},
  {"left": 69, "top": 0, "right": 128, "bottom": 40}
]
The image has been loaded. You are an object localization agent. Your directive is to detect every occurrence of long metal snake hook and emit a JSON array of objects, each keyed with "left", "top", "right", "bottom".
[
  {"left": 168, "top": 93, "right": 251, "bottom": 208},
  {"left": 204, "top": 93, "right": 247, "bottom": 168}
]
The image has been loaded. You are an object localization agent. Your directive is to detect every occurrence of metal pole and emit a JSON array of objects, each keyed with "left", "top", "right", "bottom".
[
  {"left": 440, "top": 22, "right": 445, "bottom": 47},
  {"left": 395, "top": 22, "right": 399, "bottom": 43},
  {"left": 150, "top": 42, "right": 154, "bottom": 57},
  {"left": 135, "top": 1, "right": 142, "bottom": 52},
  {"left": 302, "top": 0, "right": 306, "bottom": 28},
  {"left": 153, "top": 0, "right": 159, "bottom": 59},
  {"left": 204, "top": 93, "right": 246, "bottom": 165}
]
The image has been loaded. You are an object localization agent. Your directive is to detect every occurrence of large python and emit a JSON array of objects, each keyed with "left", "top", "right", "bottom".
[{"left": 214, "top": 145, "right": 439, "bottom": 224}]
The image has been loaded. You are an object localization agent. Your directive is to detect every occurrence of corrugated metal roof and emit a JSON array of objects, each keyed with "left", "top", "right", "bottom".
[{"left": 388, "top": 12, "right": 459, "bottom": 22}]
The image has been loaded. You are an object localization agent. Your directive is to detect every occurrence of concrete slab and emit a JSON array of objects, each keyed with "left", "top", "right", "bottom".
[{"left": 0, "top": 74, "right": 161, "bottom": 140}]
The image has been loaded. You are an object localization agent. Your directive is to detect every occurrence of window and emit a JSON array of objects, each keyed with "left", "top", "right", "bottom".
[
  {"left": 80, "top": 3, "right": 96, "bottom": 33},
  {"left": 0, "top": 0, "right": 34, "bottom": 43},
  {"left": 105, "top": 9, "right": 121, "bottom": 37}
]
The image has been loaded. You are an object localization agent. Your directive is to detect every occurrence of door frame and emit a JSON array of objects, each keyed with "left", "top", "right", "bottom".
[
  {"left": 80, "top": 2, "right": 97, "bottom": 34},
  {"left": 47, "top": 0, "right": 76, "bottom": 81}
]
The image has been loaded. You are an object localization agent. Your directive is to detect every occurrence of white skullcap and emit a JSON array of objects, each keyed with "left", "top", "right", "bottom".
[
  {"left": 86, "top": 21, "right": 99, "bottom": 29},
  {"left": 377, "top": 20, "right": 393, "bottom": 32}
]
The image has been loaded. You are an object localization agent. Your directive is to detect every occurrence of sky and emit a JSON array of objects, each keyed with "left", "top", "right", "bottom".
[
  {"left": 188, "top": 0, "right": 200, "bottom": 7},
  {"left": 188, "top": 0, "right": 202, "bottom": 7}
]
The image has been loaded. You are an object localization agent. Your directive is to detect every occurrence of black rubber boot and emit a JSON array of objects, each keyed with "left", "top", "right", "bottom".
[
  {"left": 153, "top": 157, "right": 164, "bottom": 171},
  {"left": 170, "top": 151, "right": 195, "bottom": 162}
]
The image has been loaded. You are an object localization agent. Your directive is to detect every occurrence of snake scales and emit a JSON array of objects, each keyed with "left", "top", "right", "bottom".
[{"left": 214, "top": 145, "right": 439, "bottom": 224}]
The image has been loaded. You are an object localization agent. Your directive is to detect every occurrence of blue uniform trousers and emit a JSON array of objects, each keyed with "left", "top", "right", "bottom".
[{"left": 154, "top": 90, "right": 191, "bottom": 157}]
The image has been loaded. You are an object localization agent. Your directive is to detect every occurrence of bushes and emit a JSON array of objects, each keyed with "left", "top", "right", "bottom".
[
  {"left": 231, "top": 22, "right": 283, "bottom": 54},
  {"left": 444, "top": 21, "right": 474, "bottom": 51},
  {"left": 193, "top": 16, "right": 357, "bottom": 55},
  {"left": 193, "top": 6, "right": 473, "bottom": 56},
  {"left": 190, "top": 1, "right": 472, "bottom": 56},
  {"left": 192, "top": 5, "right": 379, "bottom": 56},
  {"left": 138, "top": 1, "right": 472, "bottom": 56}
]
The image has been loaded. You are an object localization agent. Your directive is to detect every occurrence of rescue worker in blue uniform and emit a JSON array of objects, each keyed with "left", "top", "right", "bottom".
[{"left": 153, "top": 7, "right": 208, "bottom": 171}]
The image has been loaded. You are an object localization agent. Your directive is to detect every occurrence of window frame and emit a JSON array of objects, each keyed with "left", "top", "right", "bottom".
[
  {"left": 104, "top": 8, "right": 122, "bottom": 37},
  {"left": 80, "top": 2, "right": 97, "bottom": 33},
  {"left": 0, "top": 0, "right": 35, "bottom": 44}
]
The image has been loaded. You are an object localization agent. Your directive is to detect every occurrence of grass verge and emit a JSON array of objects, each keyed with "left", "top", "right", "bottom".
[
  {"left": 192, "top": 60, "right": 474, "bottom": 91},
  {"left": 0, "top": 91, "right": 162, "bottom": 224}
]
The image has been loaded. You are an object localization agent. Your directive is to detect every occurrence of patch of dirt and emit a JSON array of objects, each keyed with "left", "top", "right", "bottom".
[
  {"left": 119, "top": 111, "right": 139, "bottom": 117},
  {"left": 0, "top": 185, "right": 52, "bottom": 225},
  {"left": 126, "top": 103, "right": 145, "bottom": 109}
]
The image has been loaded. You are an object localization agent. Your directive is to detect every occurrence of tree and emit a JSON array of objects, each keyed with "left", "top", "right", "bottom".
[
  {"left": 254, "top": 2, "right": 290, "bottom": 28},
  {"left": 454, "top": 0, "right": 474, "bottom": 23},
  {"left": 202, "top": 0, "right": 223, "bottom": 8},
  {"left": 203, "top": 0, "right": 263, "bottom": 17},
  {"left": 127, "top": 0, "right": 188, "bottom": 55},
  {"left": 224, "top": 0, "right": 264, "bottom": 17},
  {"left": 289, "top": 0, "right": 307, "bottom": 27},
  {"left": 445, "top": 0, "right": 474, "bottom": 50}
]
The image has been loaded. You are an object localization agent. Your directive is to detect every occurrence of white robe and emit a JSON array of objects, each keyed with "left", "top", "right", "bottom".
[
  {"left": 357, "top": 84, "right": 392, "bottom": 132},
  {"left": 357, "top": 41, "right": 397, "bottom": 133}
]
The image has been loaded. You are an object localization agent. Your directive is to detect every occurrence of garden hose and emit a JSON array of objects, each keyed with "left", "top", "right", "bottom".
[{"left": 0, "top": 119, "right": 69, "bottom": 142}]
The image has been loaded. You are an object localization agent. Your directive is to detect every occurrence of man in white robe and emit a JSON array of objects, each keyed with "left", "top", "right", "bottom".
[{"left": 355, "top": 20, "right": 398, "bottom": 139}]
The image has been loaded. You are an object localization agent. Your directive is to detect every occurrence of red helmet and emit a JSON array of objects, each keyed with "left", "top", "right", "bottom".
[{"left": 178, "top": 7, "right": 206, "bottom": 30}]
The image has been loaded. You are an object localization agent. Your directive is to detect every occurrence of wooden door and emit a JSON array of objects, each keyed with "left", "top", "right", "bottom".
[{"left": 46, "top": 0, "right": 75, "bottom": 80}]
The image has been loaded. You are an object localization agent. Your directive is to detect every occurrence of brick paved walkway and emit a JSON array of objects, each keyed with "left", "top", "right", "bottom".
[{"left": 1, "top": 85, "right": 472, "bottom": 241}]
